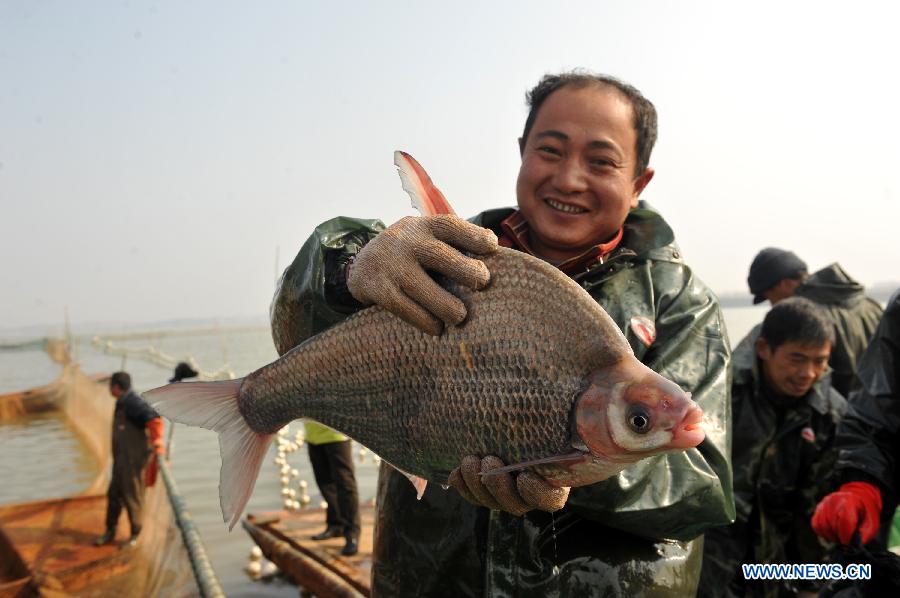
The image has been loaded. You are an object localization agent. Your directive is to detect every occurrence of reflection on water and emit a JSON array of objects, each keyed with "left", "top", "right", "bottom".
[
  {"left": 0, "top": 348, "right": 62, "bottom": 394},
  {"left": 0, "top": 307, "right": 762, "bottom": 595},
  {"left": 0, "top": 411, "right": 97, "bottom": 504}
]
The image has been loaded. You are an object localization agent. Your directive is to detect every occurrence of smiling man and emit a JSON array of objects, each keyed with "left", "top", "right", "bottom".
[
  {"left": 272, "top": 72, "right": 733, "bottom": 596},
  {"left": 513, "top": 83, "right": 653, "bottom": 263},
  {"left": 699, "top": 297, "right": 846, "bottom": 598}
]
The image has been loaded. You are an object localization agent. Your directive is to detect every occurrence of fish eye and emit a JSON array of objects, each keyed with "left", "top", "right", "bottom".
[{"left": 627, "top": 406, "right": 652, "bottom": 434}]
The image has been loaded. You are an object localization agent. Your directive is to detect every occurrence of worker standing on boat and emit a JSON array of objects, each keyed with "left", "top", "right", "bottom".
[
  {"left": 95, "top": 371, "right": 164, "bottom": 547},
  {"left": 305, "top": 421, "right": 361, "bottom": 556},
  {"left": 271, "top": 71, "right": 733, "bottom": 595}
]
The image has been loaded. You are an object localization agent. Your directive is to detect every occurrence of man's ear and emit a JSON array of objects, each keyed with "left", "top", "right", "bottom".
[
  {"left": 631, "top": 168, "right": 655, "bottom": 207},
  {"left": 755, "top": 337, "right": 772, "bottom": 361}
]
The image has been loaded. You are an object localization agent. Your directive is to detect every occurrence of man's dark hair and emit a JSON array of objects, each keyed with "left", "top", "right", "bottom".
[
  {"left": 110, "top": 371, "right": 132, "bottom": 391},
  {"left": 519, "top": 71, "right": 658, "bottom": 176},
  {"left": 760, "top": 297, "right": 835, "bottom": 352}
]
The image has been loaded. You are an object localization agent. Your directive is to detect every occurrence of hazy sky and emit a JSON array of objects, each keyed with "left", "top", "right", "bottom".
[{"left": 2, "top": 1, "right": 898, "bottom": 330}]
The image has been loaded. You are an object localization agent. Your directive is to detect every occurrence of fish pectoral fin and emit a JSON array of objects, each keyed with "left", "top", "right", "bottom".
[
  {"left": 385, "top": 462, "right": 429, "bottom": 499},
  {"left": 479, "top": 451, "right": 589, "bottom": 477},
  {"left": 401, "top": 472, "right": 429, "bottom": 499}
]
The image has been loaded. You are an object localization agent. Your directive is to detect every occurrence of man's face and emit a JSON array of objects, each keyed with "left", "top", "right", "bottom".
[
  {"left": 516, "top": 84, "right": 654, "bottom": 262},
  {"left": 109, "top": 383, "right": 125, "bottom": 399},
  {"left": 756, "top": 338, "right": 831, "bottom": 397}
]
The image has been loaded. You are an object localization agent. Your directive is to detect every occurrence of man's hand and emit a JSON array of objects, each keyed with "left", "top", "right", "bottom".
[
  {"left": 812, "top": 481, "right": 882, "bottom": 545},
  {"left": 447, "top": 455, "right": 570, "bottom": 516},
  {"left": 347, "top": 215, "right": 498, "bottom": 336}
]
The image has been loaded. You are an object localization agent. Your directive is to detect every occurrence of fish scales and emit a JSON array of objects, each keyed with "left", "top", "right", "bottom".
[
  {"left": 241, "top": 247, "right": 632, "bottom": 482},
  {"left": 147, "top": 151, "right": 705, "bottom": 529}
]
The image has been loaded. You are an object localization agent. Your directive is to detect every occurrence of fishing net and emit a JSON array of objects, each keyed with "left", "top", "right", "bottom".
[{"left": 0, "top": 350, "right": 198, "bottom": 596}]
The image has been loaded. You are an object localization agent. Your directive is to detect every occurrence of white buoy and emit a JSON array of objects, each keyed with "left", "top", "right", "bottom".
[
  {"left": 319, "top": 501, "right": 328, "bottom": 509},
  {"left": 299, "top": 480, "right": 308, "bottom": 490},
  {"left": 280, "top": 475, "right": 290, "bottom": 485},
  {"left": 262, "top": 561, "right": 279, "bottom": 576},
  {"left": 250, "top": 546, "right": 262, "bottom": 560},
  {"left": 246, "top": 560, "right": 262, "bottom": 576},
  {"left": 287, "top": 488, "right": 296, "bottom": 498},
  {"left": 292, "top": 500, "right": 301, "bottom": 509},
  {"left": 291, "top": 468, "right": 299, "bottom": 478},
  {"left": 300, "top": 494, "right": 311, "bottom": 506},
  {"left": 281, "top": 488, "right": 290, "bottom": 497}
]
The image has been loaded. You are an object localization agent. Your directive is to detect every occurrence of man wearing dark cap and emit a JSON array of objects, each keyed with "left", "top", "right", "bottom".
[
  {"left": 747, "top": 248, "right": 810, "bottom": 306},
  {"left": 139, "top": 362, "right": 199, "bottom": 487},
  {"left": 170, "top": 361, "right": 199, "bottom": 384},
  {"left": 743, "top": 247, "right": 883, "bottom": 396}
]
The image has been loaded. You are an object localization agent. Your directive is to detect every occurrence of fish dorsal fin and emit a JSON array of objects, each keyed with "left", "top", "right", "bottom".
[
  {"left": 479, "top": 451, "right": 589, "bottom": 477},
  {"left": 394, "top": 151, "right": 456, "bottom": 216}
]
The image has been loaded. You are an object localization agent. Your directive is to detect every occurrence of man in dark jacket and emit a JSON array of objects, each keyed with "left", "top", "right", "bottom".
[
  {"left": 744, "top": 248, "right": 883, "bottom": 396},
  {"left": 95, "top": 371, "right": 163, "bottom": 546},
  {"left": 271, "top": 72, "right": 733, "bottom": 595},
  {"left": 700, "top": 297, "right": 846, "bottom": 597},
  {"left": 812, "top": 290, "right": 900, "bottom": 550}
]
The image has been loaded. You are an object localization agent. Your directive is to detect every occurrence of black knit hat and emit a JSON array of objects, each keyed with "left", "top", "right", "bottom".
[
  {"left": 747, "top": 248, "right": 808, "bottom": 304},
  {"left": 169, "top": 362, "right": 199, "bottom": 383}
]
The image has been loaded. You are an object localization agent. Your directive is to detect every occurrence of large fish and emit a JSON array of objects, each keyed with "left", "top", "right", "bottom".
[{"left": 147, "top": 152, "right": 705, "bottom": 529}]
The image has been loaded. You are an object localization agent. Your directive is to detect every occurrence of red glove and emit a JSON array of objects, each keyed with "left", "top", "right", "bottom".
[
  {"left": 146, "top": 417, "right": 165, "bottom": 454},
  {"left": 812, "top": 481, "right": 882, "bottom": 545},
  {"left": 144, "top": 418, "right": 164, "bottom": 487},
  {"left": 144, "top": 456, "right": 159, "bottom": 487}
]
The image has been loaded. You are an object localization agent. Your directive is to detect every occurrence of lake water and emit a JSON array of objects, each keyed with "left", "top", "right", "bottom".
[{"left": 0, "top": 305, "right": 765, "bottom": 596}]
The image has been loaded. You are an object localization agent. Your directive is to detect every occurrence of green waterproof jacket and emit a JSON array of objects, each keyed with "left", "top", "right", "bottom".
[
  {"left": 698, "top": 329, "right": 846, "bottom": 598},
  {"left": 270, "top": 202, "right": 735, "bottom": 597},
  {"left": 796, "top": 264, "right": 883, "bottom": 397},
  {"left": 833, "top": 290, "right": 900, "bottom": 547}
]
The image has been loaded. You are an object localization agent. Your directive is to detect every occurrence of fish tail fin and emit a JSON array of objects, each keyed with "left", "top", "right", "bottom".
[
  {"left": 394, "top": 150, "right": 456, "bottom": 216},
  {"left": 146, "top": 379, "right": 275, "bottom": 530}
]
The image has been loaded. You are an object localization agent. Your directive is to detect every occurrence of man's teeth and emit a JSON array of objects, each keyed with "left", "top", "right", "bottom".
[{"left": 546, "top": 198, "right": 586, "bottom": 214}]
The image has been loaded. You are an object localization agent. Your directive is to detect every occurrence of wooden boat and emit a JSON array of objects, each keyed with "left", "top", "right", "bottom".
[
  {"left": 0, "top": 491, "right": 191, "bottom": 597},
  {"left": 0, "top": 349, "right": 197, "bottom": 597},
  {"left": 243, "top": 504, "right": 376, "bottom": 598}
]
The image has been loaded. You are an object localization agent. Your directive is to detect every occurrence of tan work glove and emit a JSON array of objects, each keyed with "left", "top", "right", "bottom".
[
  {"left": 448, "top": 455, "right": 570, "bottom": 516},
  {"left": 347, "top": 215, "right": 498, "bottom": 335}
]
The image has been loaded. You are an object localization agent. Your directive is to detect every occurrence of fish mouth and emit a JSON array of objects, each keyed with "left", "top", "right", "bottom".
[
  {"left": 544, "top": 198, "right": 588, "bottom": 214},
  {"left": 669, "top": 405, "right": 705, "bottom": 449}
]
